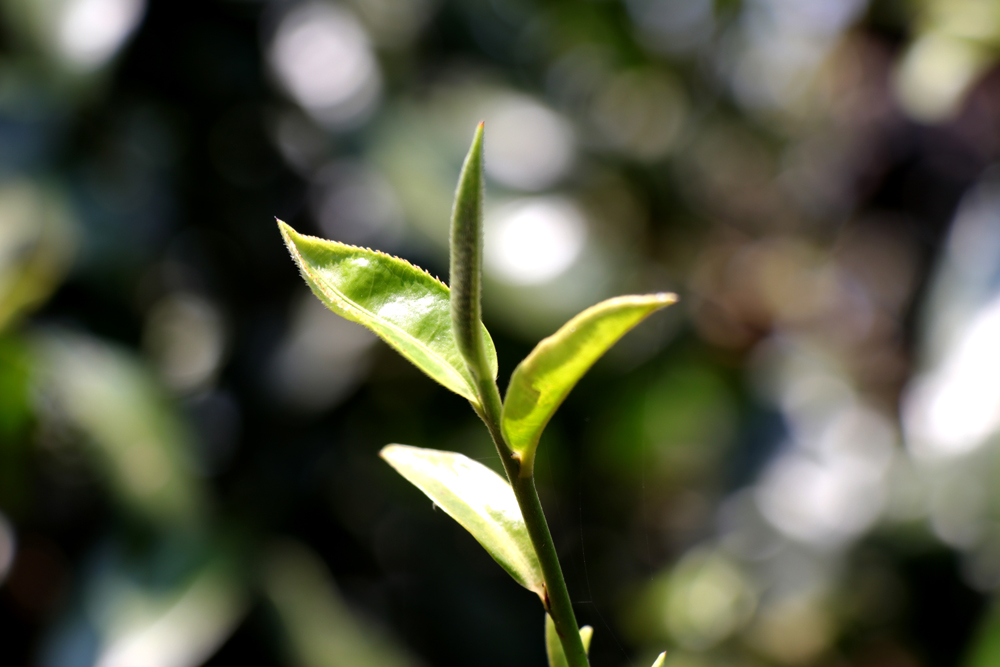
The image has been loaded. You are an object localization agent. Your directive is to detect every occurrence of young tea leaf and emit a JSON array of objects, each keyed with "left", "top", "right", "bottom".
[
  {"left": 449, "top": 122, "right": 492, "bottom": 385},
  {"left": 545, "top": 614, "right": 594, "bottom": 667},
  {"left": 651, "top": 652, "right": 667, "bottom": 667},
  {"left": 503, "top": 294, "right": 676, "bottom": 468},
  {"left": 279, "top": 221, "right": 498, "bottom": 407},
  {"left": 380, "top": 444, "right": 543, "bottom": 596}
]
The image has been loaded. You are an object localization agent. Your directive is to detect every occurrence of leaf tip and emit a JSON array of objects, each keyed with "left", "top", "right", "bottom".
[
  {"left": 651, "top": 651, "right": 667, "bottom": 667},
  {"left": 634, "top": 291, "right": 678, "bottom": 314},
  {"left": 634, "top": 292, "right": 677, "bottom": 309},
  {"left": 276, "top": 219, "right": 299, "bottom": 245},
  {"left": 464, "top": 122, "right": 485, "bottom": 175},
  {"left": 658, "top": 292, "right": 679, "bottom": 305},
  {"left": 379, "top": 444, "right": 403, "bottom": 462}
]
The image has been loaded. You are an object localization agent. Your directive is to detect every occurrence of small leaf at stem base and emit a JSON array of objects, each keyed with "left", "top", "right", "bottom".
[
  {"left": 546, "top": 613, "right": 593, "bottom": 667},
  {"left": 380, "top": 444, "right": 543, "bottom": 596}
]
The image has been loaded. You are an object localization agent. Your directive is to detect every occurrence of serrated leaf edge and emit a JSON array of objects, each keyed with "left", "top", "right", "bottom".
[{"left": 279, "top": 220, "right": 480, "bottom": 404}]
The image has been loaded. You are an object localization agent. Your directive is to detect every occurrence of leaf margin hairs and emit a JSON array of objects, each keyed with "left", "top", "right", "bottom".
[{"left": 278, "top": 219, "right": 498, "bottom": 405}]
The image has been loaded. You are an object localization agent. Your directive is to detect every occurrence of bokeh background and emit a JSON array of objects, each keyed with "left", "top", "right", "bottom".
[{"left": 3, "top": 0, "right": 1000, "bottom": 666}]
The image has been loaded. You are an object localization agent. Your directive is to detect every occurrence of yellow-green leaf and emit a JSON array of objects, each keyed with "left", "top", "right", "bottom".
[
  {"left": 651, "top": 652, "right": 667, "bottom": 667},
  {"left": 502, "top": 294, "right": 676, "bottom": 466},
  {"left": 380, "top": 444, "right": 543, "bottom": 596},
  {"left": 279, "top": 221, "right": 498, "bottom": 406},
  {"left": 546, "top": 613, "right": 593, "bottom": 667}
]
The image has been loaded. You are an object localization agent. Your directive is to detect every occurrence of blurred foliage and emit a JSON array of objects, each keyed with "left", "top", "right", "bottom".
[
  {"left": 262, "top": 541, "right": 421, "bottom": 667},
  {"left": 3, "top": 0, "right": 1000, "bottom": 666}
]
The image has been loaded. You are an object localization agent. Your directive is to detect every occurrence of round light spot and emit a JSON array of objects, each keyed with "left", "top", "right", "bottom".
[
  {"left": 56, "top": 0, "right": 146, "bottom": 70},
  {"left": 269, "top": 4, "right": 381, "bottom": 127},
  {"left": 484, "top": 97, "right": 575, "bottom": 191},
  {"left": 485, "top": 197, "right": 588, "bottom": 285}
]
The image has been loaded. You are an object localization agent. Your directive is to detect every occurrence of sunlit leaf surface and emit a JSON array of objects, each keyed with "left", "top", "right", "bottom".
[
  {"left": 545, "top": 614, "right": 593, "bottom": 667},
  {"left": 502, "top": 294, "right": 676, "bottom": 463},
  {"left": 380, "top": 444, "right": 543, "bottom": 595},
  {"left": 279, "top": 221, "right": 497, "bottom": 406},
  {"left": 651, "top": 652, "right": 667, "bottom": 667}
]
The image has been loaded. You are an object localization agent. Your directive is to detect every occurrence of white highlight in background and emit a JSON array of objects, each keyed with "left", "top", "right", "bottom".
[
  {"left": 56, "top": 0, "right": 146, "bottom": 70},
  {"left": 756, "top": 406, "right": 894, "bottom": 548},
  {"left": 905, "top": 294, "right": 1000, "bottom": 460},
  {"left": 484, "top": 98, "right": 575, "bottom": 191},
  {"left": 485, "top": 197, "right": 588, "bottom": 285},
  {"left": 269, "top": 3, "right": 381, "bottom": 127}
]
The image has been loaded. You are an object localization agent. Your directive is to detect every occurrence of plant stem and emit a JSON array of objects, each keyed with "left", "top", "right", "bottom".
[
  {"left": 514, "top": 474, "right": 590, "bottom": 667},
  {"left": 476, "top": 378, "right": 590, "bottom": 667}
]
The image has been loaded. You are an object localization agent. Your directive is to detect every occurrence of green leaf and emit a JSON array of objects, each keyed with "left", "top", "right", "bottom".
[
  {"left": 651, "top": 652, "right": 667, "bottom": 667},
  {"left": 502, "top": 293, "right": 676, "bottom": 466},
  {"left": 546, "top": 614, "right": 593, "bottom": 667},
  {"left": 279, "top": 221, "right": 497, "bottom": 406},
  {"left": 449, "top": 122, "right": 491, "bottom": 386},
  {"left": 380, "top": 444, "right": 543, "bottom": 596}
]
